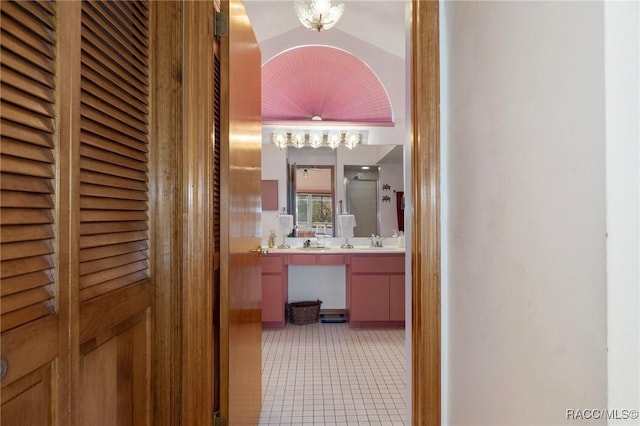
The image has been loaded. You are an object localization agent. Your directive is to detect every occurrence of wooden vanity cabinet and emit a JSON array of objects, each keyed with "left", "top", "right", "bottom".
[
  {"left": 261, "top": 254, "right": 287, "bottom": 328},
  {"left": 347, "top": 254, "right": 405, "bottom": 327}
]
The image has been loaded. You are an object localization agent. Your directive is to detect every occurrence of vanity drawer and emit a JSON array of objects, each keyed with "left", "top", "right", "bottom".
[
  {"left": 288, "top": 254, "right": 317, "bottom": 265},
  {"left": 261, "top": 255, "right": 284, "bottom": 273},
  {"left": 350, "top": 254, "right": 405, "bottom": 274},
  {"left": 318, "top": 254, "right": 345, "bottom": 265}
]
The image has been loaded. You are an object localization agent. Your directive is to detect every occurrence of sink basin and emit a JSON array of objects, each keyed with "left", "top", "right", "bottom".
[
  {"left": 296, "top": 246, "right": 332, "bottom": 250},
  {"left": 352, "top": 246, "right": 404, "bottom": 251}
]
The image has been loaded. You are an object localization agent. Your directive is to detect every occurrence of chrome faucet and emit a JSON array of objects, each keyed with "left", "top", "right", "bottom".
[{"left": 370, "top": 234, "right": 383, "bottom": 247}]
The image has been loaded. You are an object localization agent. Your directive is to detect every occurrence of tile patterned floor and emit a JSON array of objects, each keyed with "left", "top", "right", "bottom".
[{"left": 260, "top": 323, "right": 406, "bottom": 425}]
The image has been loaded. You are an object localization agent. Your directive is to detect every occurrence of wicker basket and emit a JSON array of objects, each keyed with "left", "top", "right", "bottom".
[{"left": 288, "top": 300, "right": 322, "bottom": 325}]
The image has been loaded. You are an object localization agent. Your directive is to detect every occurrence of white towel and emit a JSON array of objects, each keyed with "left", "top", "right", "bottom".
[
  {"left": 278, "top": 215, "right": 294, "bottom": 235},
  {"left": 337, "top": 215, "right": 356, "bottom": 238}
]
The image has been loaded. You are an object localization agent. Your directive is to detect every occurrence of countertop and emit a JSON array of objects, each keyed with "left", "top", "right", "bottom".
[{"left": 263, "top": 246, "right": 405, "bottom": 254}]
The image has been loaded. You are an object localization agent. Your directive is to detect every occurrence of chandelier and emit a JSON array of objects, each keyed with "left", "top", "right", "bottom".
[
  {"left": 294, "top": 0, "right": 344, "bottom": 32},
  {"left": 271, "top": 129, "right": 361, "bottom": 150}
]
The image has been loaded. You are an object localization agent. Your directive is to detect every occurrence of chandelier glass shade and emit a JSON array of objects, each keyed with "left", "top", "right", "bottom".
[
  {"left": 271, "top": 129, "right": 361, "bottom": 150},
  {"left": 295, "top": 0, "right": 344, "bottom": 32}
]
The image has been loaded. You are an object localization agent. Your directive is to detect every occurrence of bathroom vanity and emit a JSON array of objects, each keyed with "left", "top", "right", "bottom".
[{"left": 261, "top": 247, "right": 405, "bottom": 329}]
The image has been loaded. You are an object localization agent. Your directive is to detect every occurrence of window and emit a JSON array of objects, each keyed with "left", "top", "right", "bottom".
[{"left": 296, "top": 193, "right": 332, "bottom": 235}]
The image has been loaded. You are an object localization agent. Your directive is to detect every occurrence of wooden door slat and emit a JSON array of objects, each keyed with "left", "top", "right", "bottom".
[
  {"left": 83, "top": 2, "right": 148, "bottom": 69},
  {"left": 0, "top": 224, "right": 53, "bottom": 243},
  {"left": 80, "top": 251, "right": 148, "bottom": 276},
  {"left": 0, "top": 48, "right": 54, "bottom": 89},
  {"left": 80, "top": 129, "right": 148, "bottom": 162},
  {"left": 0, "top": 173, "right": 53, "bottom": 193},
  {"left": 0, "top": 102, "right": 54, "bottom": 133},
  {"left": 1, "top": 254, "right": 53, "bottom": 279},
  {"left": 0, "top": 301, "right": 54, "bottom": 333},
  {"left": 0, "top": 240, "right": 53, "bottom": 261},
  {"left": 0, "top": 191, "right": 53, "bottom": 208},
  {"left": 81, "top": 32, "right": 147, "bottom": 91},
  {"left": 104, "top": 1, "right": 149, "bottom": 49},
  {"left": 80, "top": 220, "right": 147, "bottom": 236},
  {"left": 1, "top": 65, "right": 54, "bottom": 103},
  {"left": 79, "top": 197, "right": 148, "bottom": 212},
  {"left": 79, "top": 241, "right": 148, "bottom": 263},
  {"left": 80, "top": 157, "right": 147, "bottom": 182},
  {"left": 79, "top": 271, "right": 149, "bottom": 303},
  {"left": 80, "top": 145, "right": 148, "bottom": 173},
  {"left": 0, "top": 155, "right": 54, "bottom": 178},
  {"left": 0, "top": 269, "right": 54, "bottom": 297},
  {"left": 0, "top": 29, "right": 55, "bottom": 73},
  {"left": 1, "top": 83, "right": 55, "bottom": 118},
  {"left": 0, "top": 16, "right": 55, "bottom": 59},
  {"left": 80, "top": 62, "right": 148, "bottom": 114},
  {"left": 81, "top": 118, "right": 148, "bottom": 152},
  {"left": 0, "top": 208, "right": 53, "bottom": 225},
  {"left": 80, "top": 260, "right": 148, "bottom": 289},
  {"left": 1, "top": 285, "right": 53, "bottom": 314},
  {"left": 80, "top": 170, "right": 148, "bottom": 191},
  {"left": 0, "top": 119, "right": 53, "bottom": 147},
  {"left": 80, "top": 91, "right": 147, "bottom": 134},
  {"left": 5, "top": 1, "right": 56, "bottom": 32},
  {"left": 80, "top": 184, "right": 148, "bottom": 202},
  {"left": 80, "top": 209, "right": 148, "bottom": 223},
  {"left": 81, "top": 105, "right": 147, "bottom": 143},
  {"left": 81, "top": 79, "right": 149, "bottom": 134},
  {"left": 1, "top": 138, "right": 55, "bottom": 163},
  {"left": 79, "top": 230, "right": 148, "bottom": 249}
]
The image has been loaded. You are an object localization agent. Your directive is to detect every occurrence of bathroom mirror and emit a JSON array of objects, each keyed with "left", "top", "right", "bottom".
[
  {"left": 344, "top": 166, "right": 380, "bottom": 237},
  {"left": 289, "top": 164, "right": 334, "bottom": 236},
  {"left": 284, "top": 144, "right": 403, "bottom": 238}
]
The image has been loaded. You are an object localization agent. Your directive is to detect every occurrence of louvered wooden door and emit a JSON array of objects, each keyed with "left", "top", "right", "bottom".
[
  {"left": 77, "top": 1, "right": 151, "bottom": 424},
  {"left": 1, "top": 1, "right": 152, "bottom": 425},
  {"left": 1, "top": 1, "right": 59, "bottom": 424}
]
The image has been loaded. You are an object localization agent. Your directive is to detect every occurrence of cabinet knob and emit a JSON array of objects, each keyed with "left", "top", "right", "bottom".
[{"left": 0, "top": 355, "right": 8, "bottom": 383}]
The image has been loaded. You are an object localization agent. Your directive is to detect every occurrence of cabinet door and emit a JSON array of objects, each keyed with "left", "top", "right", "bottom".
[
  {"left": 350, "top": 275, "right": 389, "bottom": 321},
  {"left": 262, "top": 274, "right": 284, "bottom": 322},
  {"left": 389, "top": 274, "right": 405, "bottom": 321}
]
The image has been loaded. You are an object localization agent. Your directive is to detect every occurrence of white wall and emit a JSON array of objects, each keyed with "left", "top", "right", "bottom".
[
  {"left": 444, "top": 2, "right": 608, "bottom": 424},
  {"left": 261, "top": 143, "right": 288, "bottom": 243},
  {"left": 604, "top": 2, "right": 640, "bottom": 424}
]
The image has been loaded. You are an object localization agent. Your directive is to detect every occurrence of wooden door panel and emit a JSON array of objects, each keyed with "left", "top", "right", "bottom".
[
  {"left": 1, "top": 364, "right": 53, "bottom": 426},
  {"left": 80, "top": 312, "right": 150, "bottom": 426},
  {"left": 220, "top": 0, "right": 263, "bottom": 424}
]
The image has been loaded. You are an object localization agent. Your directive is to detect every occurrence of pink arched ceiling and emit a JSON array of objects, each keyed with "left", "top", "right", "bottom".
[{"left": 262, "top": 45, "right": 393, "bottom": 124}]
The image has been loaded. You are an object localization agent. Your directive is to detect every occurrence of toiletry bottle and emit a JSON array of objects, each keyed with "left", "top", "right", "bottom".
[{"left": 268, "top": 230, "right": 276, "bottom": 248}]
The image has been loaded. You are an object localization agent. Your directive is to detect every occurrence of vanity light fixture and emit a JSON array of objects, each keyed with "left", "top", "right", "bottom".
[
  {"left": 271, "top": 129, "right": 288, "bottom": 149},
  {"left": 308, "top": 130, "right": 323, "bottom": 148},
  {"left": 326, "top": 131, "right": 342, "bottom": 149},
  {"left": 270, "top": 130, "right": 362, "bottom": 150},
  {"left": 290, "top": 130, "right": 306, "bottom": 148},
  {"left": 344, "top": 131, "right": 361, "bottom": 150},
  {"left": 295, "top": 0, "right": 344, "bottom": 32}
]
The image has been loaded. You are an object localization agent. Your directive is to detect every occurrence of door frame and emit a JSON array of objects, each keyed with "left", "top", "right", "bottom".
[
  {"left": 149, "top": 1, "right": 441, "bottom": 425},
  {"left": 410, "top": 1, "right": 441, "bottom": 424}
]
